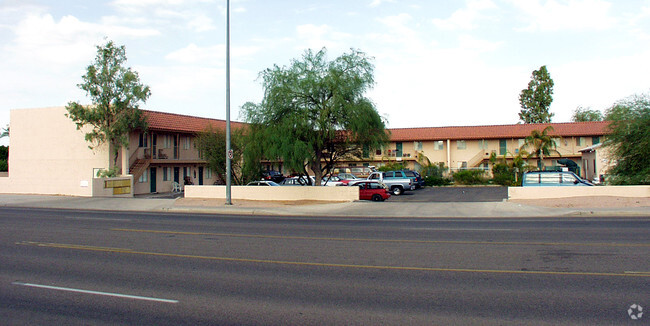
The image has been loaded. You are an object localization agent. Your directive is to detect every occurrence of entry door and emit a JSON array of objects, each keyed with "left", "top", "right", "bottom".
[
  {"left": 150, "top": 168, "right": 157, "bottom": 193},
  {"left": 173, "top": 167, "right": 180, "bottom": 183},
  {"left": 198, "top": 167, "right": 204, "bottom": 185}
]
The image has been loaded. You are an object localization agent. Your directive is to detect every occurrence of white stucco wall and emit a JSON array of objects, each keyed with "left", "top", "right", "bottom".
[
  {"left": 509, "top": 186, "right": 649, "bottom": 200},
  {"left": 0, "top": 107, "right": 111, "bottom": 196},
  {"left": 185, "top": 185, "right": 360, "bottom": 202}
]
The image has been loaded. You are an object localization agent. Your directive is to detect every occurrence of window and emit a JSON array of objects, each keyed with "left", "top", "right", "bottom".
[
  {"left": 163, "top": 167, "right": 169, "bottom": 181},
  {"left": 499, "top": 139, "right": 507, "bottom": 155},
  {"left": 592, "top": 136, "right": 600, "bottom": 145},
  {"left": 478, "top": 140, "right": 488, "bottom": 150},
  {"left": 183, "top": 136, "right": 191, "bottom": 150},
  {"left": 375, "top": 148, "right": 382, "bottom": 156},
  {"left": 414, "top": 141, "right": 423, "bottom": 151},
  {"left": 434, "top": 141, "right": 444, "bottom": 150},
  {"left": 576, "top": 137, "right": 584, "bottom": 146},
  {"left": 206, "top": 169, "right": 212, "bottom": 179},
  {"left": 138, "top": 170, "right": 148, "bottom": 183},
  {"left": 457, "top": 140, "right": 466, "bottom": 150},
  {"left": 139, "top": 133, "right": 148, "bottom": 148}
]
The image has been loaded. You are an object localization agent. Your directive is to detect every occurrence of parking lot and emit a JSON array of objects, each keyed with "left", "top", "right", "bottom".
[{"left": 390, "top": 186, "right": 508, "bottom": 202}]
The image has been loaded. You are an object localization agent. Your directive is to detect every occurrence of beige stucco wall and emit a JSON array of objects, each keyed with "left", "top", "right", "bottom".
[
  {"left": 185, "top": 185, "right": 360, "bottom": 202},
  {"left": 2, "top": 107, "right": 111, "bottom": 196},
  {"left": 508, "top": 186, "right": 649, "bottom": 200},
  {"left": 92, "top": 176, "right": 134, "bottom": 197}
]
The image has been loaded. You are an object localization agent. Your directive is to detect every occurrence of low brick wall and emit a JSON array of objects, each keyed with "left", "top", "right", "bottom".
[
  {"left": 508, "top": 185, "right": 650, "bottom": 200},
  {"left": 185, "top": 185, "right": 359, "bottom": 202}
]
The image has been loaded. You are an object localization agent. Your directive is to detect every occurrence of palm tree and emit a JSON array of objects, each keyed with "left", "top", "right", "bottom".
[
  {"left": 521, "top": 126, "right": 560, "bottom": 170},
  {"left": 0, "top": 125, "right": 8, "bottom": 139}
]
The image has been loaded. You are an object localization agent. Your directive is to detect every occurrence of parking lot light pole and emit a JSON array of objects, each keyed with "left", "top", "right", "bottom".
[{"left": 225, "top": 0, "right": 232, "bottom": 205}]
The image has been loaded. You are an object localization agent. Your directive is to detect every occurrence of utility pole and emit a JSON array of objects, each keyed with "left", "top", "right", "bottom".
[{"left": 225, "top": 0, "right": 232, "bottom": 205}]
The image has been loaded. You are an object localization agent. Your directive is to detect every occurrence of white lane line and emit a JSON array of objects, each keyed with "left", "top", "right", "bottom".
[
  {"left": 12, "top": 282, "right": 178, "bottom": 303},
  {"left": 624, "top": 271, "right": 650, "bottom": 275}
]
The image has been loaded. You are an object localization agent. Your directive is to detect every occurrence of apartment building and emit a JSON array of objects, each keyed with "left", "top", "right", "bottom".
[
  {"left": 2, "top": 107, "right": 244, "bottom": 196},
  {"left": 1, "top": 107, "right": 609, "bottom": 196},
  {"left": 339, "top": 122, "right": 610, "bottom": 178}
]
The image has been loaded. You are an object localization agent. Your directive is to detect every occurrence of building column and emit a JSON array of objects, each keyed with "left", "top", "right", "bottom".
[
  {"left": 122, "top": 145, "right": 129, "bottom": 176},
  {"left": 446, "top": 139, "right": 451, "bottom": 173}
]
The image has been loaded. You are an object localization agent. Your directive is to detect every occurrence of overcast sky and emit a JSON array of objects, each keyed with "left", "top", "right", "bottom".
[{"left": 2, "top": 0, "right": 650, "bottom": 146}]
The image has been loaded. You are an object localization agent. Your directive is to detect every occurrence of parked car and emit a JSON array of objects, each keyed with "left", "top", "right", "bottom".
[
  {"left": 280, "top": 176, "right": 311, "bottom": 186},
  {"left": 521, "top": 171, "right": 594, "bottom": 187},
  {"left": 322, "top": 175, "right": 345, "bottom": 186},
  {"left": 349, "top": 180, "right": 391, "bottom": 201},
  {"left": 400, "top": 170, "right": 425, "bottom": 188},
  {"left": 262, "top": 170, "right": 285, "bottom": 183},
  {"left": 246, "top": 180, "right": 281, "bottom": 186},
  {"left": 367, "top": 171, "right": 414, "bottom": 195}
]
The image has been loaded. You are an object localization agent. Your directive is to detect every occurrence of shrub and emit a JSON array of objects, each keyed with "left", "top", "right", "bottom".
[
  {"left": 424, "top": 175, "right": 452, "bottom": 186},
  {"left": 492, "top": 163, "right": 516, "bottom": 186},
  {"left": 378, "top": 162, "right": 405, "bottom": 172},
  {"left": 452, "top": 170, "right": 488, "bottom": 185},
  {"left": 0, "top": 160, "right": 7, "bottom": 172}
]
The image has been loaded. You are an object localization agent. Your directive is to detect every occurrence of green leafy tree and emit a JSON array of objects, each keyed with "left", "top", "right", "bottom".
[
  {"left": 603, "top": 94, "right": 650, "bottom": 184},
  {"left": 519, "top": 65, "right": 554, "bottom": 123},
  {"left": 66, "top": 40, "right": 150, "bottom": 170},
  {"left": 194, "top": 126, "right": 245, "bottom": 185},
  {"left": 521, "top": 126, "right": 559, "bottom": 170},
  {"left": 571, "top": 106, "right": 603, "bottom": 122},
  {"left": 242, "top": 48, "right": 389, "bottom": 185}
]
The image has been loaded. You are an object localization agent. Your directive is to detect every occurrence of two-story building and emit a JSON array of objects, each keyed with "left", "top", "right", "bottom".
[
  {"left": 1, "top": 107, "right": 610, "bottom": 196},
  {"left": 2, "top": 107, "right": 244, "bottom": 196},
  {"left": 336, "top": 122, "right": 610, "bottom": 176}
]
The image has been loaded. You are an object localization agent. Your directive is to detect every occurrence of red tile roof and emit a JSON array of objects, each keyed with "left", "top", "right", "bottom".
[
  {"left": 142, "top": 110, "right": 246, "bottom": 133},
  {"left": 142, "top": 109, "right": 610, "bottom": 141},
  {"left": 388, "top": 121, "right": 610, "bottom": 141}
]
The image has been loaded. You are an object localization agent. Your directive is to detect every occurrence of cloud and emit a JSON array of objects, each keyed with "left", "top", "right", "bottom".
[
  {"left": 432, "top": 0, "right": 497, "bottom": 31},
  {"left": 294, "top": 24, "right": 352, "bottom": 52},
  {"left": 510, "top": 0, "right": 616, "bottom": 32},
  {"left": 369, "top": 0, "right": 395, "bottom": 8},
  {"left": 109, "top": 0, "right": 216, "bottom": 32},
  {"left": 165, "top": 43, "right": 261, "bottom": 65}
]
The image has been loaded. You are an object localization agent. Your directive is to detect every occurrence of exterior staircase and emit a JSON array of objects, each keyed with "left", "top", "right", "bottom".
[{"left": 129, "top": 158, "right": 151, "bottom": 181}]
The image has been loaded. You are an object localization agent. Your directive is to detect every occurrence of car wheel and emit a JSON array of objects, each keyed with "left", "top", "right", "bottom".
[
  {"left": 392, "top": 186, "right": 402, "bottom": 196},
  {"left": 371, "top": 194, "right": 383, "bottom": 201}
]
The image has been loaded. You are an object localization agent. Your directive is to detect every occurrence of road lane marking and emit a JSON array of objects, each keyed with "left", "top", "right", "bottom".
[
  {"left": 111, "top": 228, "right": 650, "bottom": 248},
  {"left": 66, "top": 216, "right": 132, "bottom": 222},
  {"left": 16, "top": 241, "right": 134, "bottom": 252},
  {"left": 401, "top": 228, "right": 517, "bottom": 231},
  {"left": 625, "top": 271, "right": 650, "bottom": 275},
  {"left": 16, "top": 241, "right": 650, "bottom": 278},
  {"left": 11, "top": 282, "right": 178, "bottom": 303}
]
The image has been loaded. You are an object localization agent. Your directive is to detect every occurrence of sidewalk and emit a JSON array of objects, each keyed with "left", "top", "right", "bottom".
[{"left": 0, "top": 193, "right": 647, "bottom": 218}]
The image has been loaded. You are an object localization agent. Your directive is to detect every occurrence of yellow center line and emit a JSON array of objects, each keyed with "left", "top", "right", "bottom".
[
  {"left": 16, "top": 241, "right": 650, "bottom": 278},
  {"left": 111, "top": 228, "right": 650, "bottom": 248}
]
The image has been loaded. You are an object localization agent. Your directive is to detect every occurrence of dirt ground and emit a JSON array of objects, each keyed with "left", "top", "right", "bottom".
[{"left": 510, "top": 196, "right": 650, "bottom": 208}]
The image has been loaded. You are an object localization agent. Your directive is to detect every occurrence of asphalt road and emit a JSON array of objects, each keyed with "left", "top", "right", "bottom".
[
  {"left": 1, "top": 207, "right": 648, "bottom": 325},
  {"left": 391, "top": 186, "right": 509, "bottom": 202}
]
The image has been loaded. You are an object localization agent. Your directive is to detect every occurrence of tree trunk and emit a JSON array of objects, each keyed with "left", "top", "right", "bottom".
[{"left": 310, "top": 157, "right": 323, "bottom": 186}]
